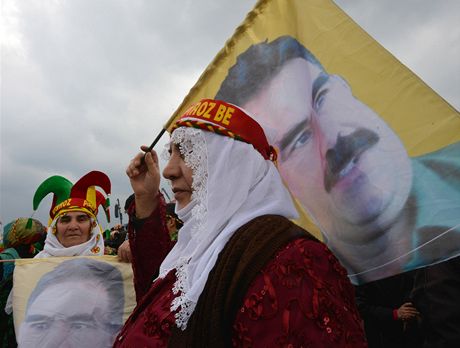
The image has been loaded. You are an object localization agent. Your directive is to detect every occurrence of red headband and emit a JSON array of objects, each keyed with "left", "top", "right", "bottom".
[{"left": 171, "top": 99, "right": 277, "bottom": 161}]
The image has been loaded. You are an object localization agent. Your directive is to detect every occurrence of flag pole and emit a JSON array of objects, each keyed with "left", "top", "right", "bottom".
[{"left": 142, "top": 111, "right": 180, "bottom": 162}]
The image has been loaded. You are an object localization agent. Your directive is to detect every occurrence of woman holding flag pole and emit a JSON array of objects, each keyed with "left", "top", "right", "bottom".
[{"left": 115, "top": 99, "right": 367, "bottom": 347}]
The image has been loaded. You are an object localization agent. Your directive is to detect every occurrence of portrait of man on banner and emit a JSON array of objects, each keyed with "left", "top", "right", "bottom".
[
  {"left": 216, "top": 35, "right": 460, "bottom": 284},
  {"left": 17, "top": 258, "right": 125, "bottom": 348}
]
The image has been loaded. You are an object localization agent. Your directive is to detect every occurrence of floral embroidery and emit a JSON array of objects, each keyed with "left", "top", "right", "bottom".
[
  {"left": 315, "top": 294, "right": 344, "bottom": 342},
  {"left": 142, "top": 288, "right": 176, "bottom": 344},
  {"left": 242, "top": 273, "right": 278, "bottom": 320},
  {"left": 244, "top": 293, "right": 264, "bottom": 320},
  {"left": 276, "top": 332, "right": 312, "bottom": 348},
  {"left": 143, "top": 312, "right": 160, "bottom": 336},
  {"left": 91, "top": 246, "right": 100, "bottom": 254},
  {"left": 270, "top": 258, "right": 304, "bottom": 289},
  {"left": 232, "top": 322, "right": 253, "bottom": 348},
  {"left": 275, "top": 303, "right": 314, "bottom": 348},
  {"left": 142, "top": 311, "right": 174, "bottom": 345},
  {"left": 232, "top": 239, "right": 367, "bottom": 347}
]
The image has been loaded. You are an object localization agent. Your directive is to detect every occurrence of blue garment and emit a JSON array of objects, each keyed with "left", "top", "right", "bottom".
[
  {"left": 0, "top": 248, "right": 19, "bottom": 280},
  {"left": 405, "top": 141, "right": 460, "bottom": 270}
]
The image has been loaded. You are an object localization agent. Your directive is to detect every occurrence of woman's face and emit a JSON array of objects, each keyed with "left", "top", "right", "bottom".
[
  {"left": 163, "top": 144, "right": 193, "bottom": 209},
  {"left": 55, "top": 211, "right": 92, "bottom": 247}
]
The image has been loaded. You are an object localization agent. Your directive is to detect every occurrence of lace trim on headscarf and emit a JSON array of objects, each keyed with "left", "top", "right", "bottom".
[
  {"left": 161, "top": 127, "right": 208, "bottom": 329},
  {"left": 170, "top": 257, "right": 196, "bottom": 330}
]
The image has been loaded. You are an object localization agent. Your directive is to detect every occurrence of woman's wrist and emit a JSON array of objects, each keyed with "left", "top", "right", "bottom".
[{"left": 134, "top": 192, "right": 159, "bottom": 219}]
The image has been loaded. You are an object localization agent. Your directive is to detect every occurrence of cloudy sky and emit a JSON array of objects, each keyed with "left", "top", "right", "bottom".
[{"left": 2, "top": 0, "right": 459, "bottom": 229}]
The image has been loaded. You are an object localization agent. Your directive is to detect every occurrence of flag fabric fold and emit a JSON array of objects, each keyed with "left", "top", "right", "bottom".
[{"left": 169, "top": 0, "right": 460, "bottom": 284}]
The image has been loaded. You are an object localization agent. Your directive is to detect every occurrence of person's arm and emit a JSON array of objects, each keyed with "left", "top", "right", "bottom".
[
  {"left": 355, "top": 283, "right": 419, "bottom": 323},
  {"left": 232, "top": 239, "right": 367, "bottom": 347},
  {"left": 121, "top": 146, "right": 175, "bottom": 302},
  {"left": 127, "top": 194, "right": 174, "bottom": 301}
]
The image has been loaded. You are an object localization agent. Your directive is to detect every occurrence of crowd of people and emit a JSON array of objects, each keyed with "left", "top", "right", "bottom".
[
  {"left": 1, "top": 218, "right": 46, "bottom": 347},
  {"left": 1, "top": 97, "right": 458, "bottom": 348}
]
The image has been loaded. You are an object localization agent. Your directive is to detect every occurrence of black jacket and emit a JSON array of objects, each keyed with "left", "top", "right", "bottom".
[
  {"left": 355, "top": 270, "right": 422, "bottom": 348},
  {"left": 411, "top": 256, "right": 460, "bottom": 348}
]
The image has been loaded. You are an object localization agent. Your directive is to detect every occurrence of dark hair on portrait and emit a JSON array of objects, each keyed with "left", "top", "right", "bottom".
[
  {"left": 215, "top": 35, "right": 325, "bottom": 106},
  {"left": 26, "top": 258, "right": 125, "bottom": 333}
]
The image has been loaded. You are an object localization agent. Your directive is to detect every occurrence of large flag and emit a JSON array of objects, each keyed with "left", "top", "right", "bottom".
[
  {"left": 166, "top": 0, "right": 460, "bottom": 284},
  {"left": 12, "top": 256, "right": 135, "bottom": 347}
]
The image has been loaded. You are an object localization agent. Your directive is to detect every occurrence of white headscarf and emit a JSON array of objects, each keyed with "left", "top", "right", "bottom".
[
  {"left": 159, "top": 127, "right": 298, "bottom": 329},
  {"left": 35, "top": 216, "right": 104, "bottom": 258}
]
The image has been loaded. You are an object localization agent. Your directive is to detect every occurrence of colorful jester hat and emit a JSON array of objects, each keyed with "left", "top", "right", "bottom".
[{"left": 33, "top": 171, "right": 111, "bottom": 226}]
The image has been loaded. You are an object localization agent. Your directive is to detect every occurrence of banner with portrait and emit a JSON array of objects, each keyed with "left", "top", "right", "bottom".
[
  {"left": 12, "top": 256, "right": 135, "bottom": 347},
  {"left": 166, "top": 0, "right": 460, "bottom": 284}
]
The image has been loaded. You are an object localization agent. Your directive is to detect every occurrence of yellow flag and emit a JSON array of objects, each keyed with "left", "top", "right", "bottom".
[{"left": 168, "top": 0, "right": 460, "bottom": 284}]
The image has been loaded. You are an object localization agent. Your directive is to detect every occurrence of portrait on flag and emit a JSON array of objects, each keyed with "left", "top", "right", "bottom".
[
  {"left": 12, "top": 256, "right": 135, "bottom": 348},
  {"left": 215, "top": 35, "right": 460, "bottom": 284},
  {"left": 168, "top": 0, "right": 460, "bottom": 284}
]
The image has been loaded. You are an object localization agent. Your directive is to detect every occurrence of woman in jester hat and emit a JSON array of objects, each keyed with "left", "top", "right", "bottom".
[
  {"left": 33, "top": 171, "right": 111, "bottom": 258},
  {"left": 3, "top": 171, "right": 111, "bottom": 319},
  {"left": 115, "top": 99, "right": 366, "bottom": 347}
]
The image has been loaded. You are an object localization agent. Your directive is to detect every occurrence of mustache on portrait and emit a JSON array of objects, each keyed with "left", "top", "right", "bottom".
[{"left": 324, "top": 128, "right": 379, "bottom": 192}]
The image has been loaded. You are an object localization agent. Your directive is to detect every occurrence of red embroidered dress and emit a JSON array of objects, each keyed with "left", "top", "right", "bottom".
[{"left": 114, "top": 204, "right": 367, "bottom": 347}]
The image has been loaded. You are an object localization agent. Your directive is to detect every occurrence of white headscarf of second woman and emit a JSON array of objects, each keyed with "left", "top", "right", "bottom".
[{"left": 159, "top": 101, "right": 298, "bottom": 329}]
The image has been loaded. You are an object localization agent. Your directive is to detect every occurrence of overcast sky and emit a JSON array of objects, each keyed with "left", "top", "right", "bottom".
[{"left": 1, "top": 0, "right": 459, "bottom": 229}]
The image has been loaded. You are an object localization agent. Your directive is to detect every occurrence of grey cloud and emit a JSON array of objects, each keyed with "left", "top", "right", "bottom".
[
  {"left": 335, "top": 0, "right": 460, "bottom": 109},
  {"left": 1, "top": 0, "right": 458, "bottom": 226}
]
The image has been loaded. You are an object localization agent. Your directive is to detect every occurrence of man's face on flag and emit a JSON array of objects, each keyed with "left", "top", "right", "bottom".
[
  {"left": 19, "top": 281, "right": 115, "bottom": 348},
  {"left": 243, "top": 57, "right": 412, "bottom": 240}
]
